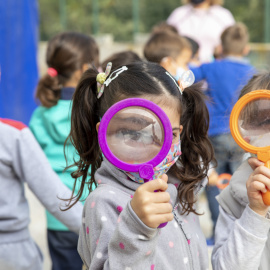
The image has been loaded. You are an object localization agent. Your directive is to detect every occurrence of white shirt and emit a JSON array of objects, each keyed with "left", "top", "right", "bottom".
[{"left": 167, "top": 4, "right": 235, "bottom": 63}]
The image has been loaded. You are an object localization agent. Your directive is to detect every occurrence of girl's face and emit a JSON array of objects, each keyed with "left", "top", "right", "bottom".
[
  {"left": 97, "top": 96, "right": 182, "bottom": 164},
  {"left": 151, "top": 97, "right": 182, "bottom": 144}
]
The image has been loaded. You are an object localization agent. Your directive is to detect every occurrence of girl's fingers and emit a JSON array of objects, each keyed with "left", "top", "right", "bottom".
[
  {"left": 251, "top": 174, "right": 270, "bottom": 191},
  {"left": 153, "top": 203, "right": 173, "bottom": 214},
  {"left": 254, "top": 166, "right": 270, "bottom": 179},
  {"left": 249, "top": 180, "right": 267, "bottom": 193},
  {"left": 160, "top": 174, "right": 168, "bottom": 183},
  {"left": 154, "top": 213, "right": 174, "bottom": 224},
  {"left": 151, "top": 191, "right": 170, "bottom": 203},
  {"left": 142, "top": 178, "right": 168, "bottom": 192},
  {"left": 248, "top": 158, "right": 265, "bottom": 170}
]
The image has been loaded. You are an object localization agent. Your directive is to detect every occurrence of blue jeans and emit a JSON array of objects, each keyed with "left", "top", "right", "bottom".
[
  {"left": 47, "top": 230, "right": 82, "bottom": 270},
  {"left": 207, "top": 133, "right": 244, "bottom": 237},
  {"left": 210, "top": 133, "right": 244, "bottom": 175}
]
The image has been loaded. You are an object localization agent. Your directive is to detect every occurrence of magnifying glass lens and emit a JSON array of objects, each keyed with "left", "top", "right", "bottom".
[
  {"left": 238, "top": 98, "right": 270, "bottom": 148},
  {"left": 106, "top": 106, "right": 165, "bottom": 164}
]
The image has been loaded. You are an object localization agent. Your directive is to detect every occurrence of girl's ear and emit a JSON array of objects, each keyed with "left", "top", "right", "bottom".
[
  {"left": 243, "top": 45, "right": 250, "bottom": 56},
  {"left": 96, "top": 122, "right": 100, "bottom": 133},
  {"left": 82, "top": 63, "right": 91, "bottom": 72},
  {"left": 161, "top": 57, "right": 173, "bottom": 71},
  {"left": 180, "top": 125, "right": 183, "bottom": 134}
]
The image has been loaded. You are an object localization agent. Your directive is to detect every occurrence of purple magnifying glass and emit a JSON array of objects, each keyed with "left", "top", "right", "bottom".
[{"left": 98, "top": 98, "right": 173, "bottom": 228}]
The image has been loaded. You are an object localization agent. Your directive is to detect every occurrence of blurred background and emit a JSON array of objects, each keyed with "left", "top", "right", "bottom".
[
  {"left": 1, "top": 1, "right": 270, "bottom": 269},
  {"left": 1, "top": 0, "right": 270, "bottom": 124}
]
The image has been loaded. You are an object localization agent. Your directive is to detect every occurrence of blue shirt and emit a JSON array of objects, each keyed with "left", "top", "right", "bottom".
[{"left": 191, "top": 58, "right": 255, "bottom": 136}]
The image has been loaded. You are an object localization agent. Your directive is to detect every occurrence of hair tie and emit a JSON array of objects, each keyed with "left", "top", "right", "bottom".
[{"left": 47, "top": 67, "right": 58, "bottom": 77}]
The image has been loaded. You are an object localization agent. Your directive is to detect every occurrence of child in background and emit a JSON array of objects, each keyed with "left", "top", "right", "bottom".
[
  {"left": 151, "top": 21, "right": 178, "bottom": 35},
  {"left": 101, "top": 50, "right": 142, "bottom": 71},
  {"left": 144, "top": 31, "right": 192, "bottom": 80},
  {"left": 66, "top": 61, "right": 215, "bottom": 269},
  {"left": 184, "top": 36, "right": 201, "bottom": 67},
  {"left": 30, "top": 32, "right": 99, "bottom": 270},
  {"left": 0, "top": 119, "right": 83, "bottom": 270},
  {"left": 190, "top": 23, "right": 255, "bottom": 244},
  {"left": 212, "top": 72, "right": 270, "bottom": 270}
]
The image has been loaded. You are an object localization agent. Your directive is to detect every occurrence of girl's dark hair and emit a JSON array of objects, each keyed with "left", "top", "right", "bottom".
[
  {"left": 66, "top": 62, "right": 215, "bottom": 215},
  {"left": 36, "top": 32, "right": 99, "bottom": 108},
  {"left": 239, "top": 72, "right": 270, "bottom": 98},
  {"left": 101, "top": 51, "right": 142, "bottom": 71}
]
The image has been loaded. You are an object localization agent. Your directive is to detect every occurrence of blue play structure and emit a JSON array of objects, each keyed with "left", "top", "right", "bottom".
[{"left": 0, "top": 0, "right": 39, "bottom": 124}]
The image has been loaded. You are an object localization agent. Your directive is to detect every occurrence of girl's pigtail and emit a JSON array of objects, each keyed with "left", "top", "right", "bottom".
[
  {"left": 65, "top": 69, "right": 102, "bottom": 209},
  {"left": 35, "top": 73, "right": 61, "bottom": 107},
  {"left": 175, "top": 83, "right": 216, "bottom": 214}
]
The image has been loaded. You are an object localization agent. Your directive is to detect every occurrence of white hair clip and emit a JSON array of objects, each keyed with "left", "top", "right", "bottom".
[
  {"left": 166, "top": 70, "right": 195, "bottom": 94},
  {"left": 104, "top": 66, "right": 128, "bottom": 87},
  {"left": 97, "top": 64, "right": 128, "bottom": 99}
]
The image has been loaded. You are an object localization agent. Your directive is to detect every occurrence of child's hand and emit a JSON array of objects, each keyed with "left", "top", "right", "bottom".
[
  {"left": 247, "top": 157, "right": 270, "bottom": 216},
  {"left": 130, "top": 174, "right": 173, "bottom": 228},
  {"left": 208, "top": 169, "right": 219, "bottom": 186}
]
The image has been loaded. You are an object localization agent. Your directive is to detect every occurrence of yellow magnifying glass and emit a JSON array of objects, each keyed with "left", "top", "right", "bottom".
[{"left": 230, "top": 90, "right": 270, "bottom": 205}]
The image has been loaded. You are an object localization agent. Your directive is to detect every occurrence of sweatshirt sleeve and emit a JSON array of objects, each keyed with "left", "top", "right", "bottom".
[
  {"left": 190, "top": 65, "right": 206, "bottom": 83},
  {"left": 12, "top": 127, "right": 83, "bottom": 234},
  {"left": 212, "top": 205, "right": 270, "bottom": 270},
  {"left": 80, "top": 189, "right": 159, "bottom": 270}
]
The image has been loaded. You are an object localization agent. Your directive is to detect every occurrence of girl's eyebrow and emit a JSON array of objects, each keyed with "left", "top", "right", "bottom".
[{"left": 172, "top": 127, "right": 180, "bottom": 131}]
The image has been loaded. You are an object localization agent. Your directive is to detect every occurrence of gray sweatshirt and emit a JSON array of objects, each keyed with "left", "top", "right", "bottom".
[
  {"left": 78, "top": 159, "right": 209, "bottom": 270},
  {"left": 212, "top": 159, "right": 270, "bottom": 270},
  {"left": 0, "top": 119, "right": 83, "bottom": 244}
]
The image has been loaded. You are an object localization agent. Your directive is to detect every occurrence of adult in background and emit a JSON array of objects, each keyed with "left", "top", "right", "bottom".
[{"left": 167, "top": 0, "right": 235, "bottom": 63}]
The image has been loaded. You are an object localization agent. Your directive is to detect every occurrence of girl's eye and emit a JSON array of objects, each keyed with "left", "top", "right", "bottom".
[
  {"left": 130, "top": 132, "right": 142, "bottom": 142},
  {"left": 173, "top": 133, "right": 177, "bottom": 138}
]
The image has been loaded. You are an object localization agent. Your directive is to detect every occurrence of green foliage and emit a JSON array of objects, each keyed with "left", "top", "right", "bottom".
[
  {"left": 39, "top": 0, "right": 265, "bottom": 42},
  {"left": 224, "top": 0, "right": 264, "bottom": 42}
]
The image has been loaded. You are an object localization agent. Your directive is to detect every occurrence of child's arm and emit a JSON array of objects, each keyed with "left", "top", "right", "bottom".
[
  {"left": 13, "top": 127, "right": 83, "bottom": 234},
  {"left": 212, "top": 205, "right": 270, "bottom": 269},
  {"left": 81, "top": 177, "right": 173, "bottom": 269},
  {"left": 190, "top": 65, "right": 206, "bottom": 83},
  {"left": 212, "top": 158, "right": 270, "bottom": 269}
]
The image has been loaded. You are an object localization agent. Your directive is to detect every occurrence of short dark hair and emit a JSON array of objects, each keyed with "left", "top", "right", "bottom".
[
  {"left": 144, "top": 32, "right": 191, "bottom": 63},
  {"left": 151, "top": 21, "right": 178, "bottom": 35},
  {"left": 101, "top": 51, "right": 142, "bottom": 71},
  {"left": 221, "top": 23, "right": 249, "bottom": 55},
  {"left": 183, "top": 36, "right": 199, "bottom": 58}
]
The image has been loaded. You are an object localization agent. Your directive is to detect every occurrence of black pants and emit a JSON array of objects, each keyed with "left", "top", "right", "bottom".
[{"left": 47, "top": 230, "right": 83, "bottom": 270}]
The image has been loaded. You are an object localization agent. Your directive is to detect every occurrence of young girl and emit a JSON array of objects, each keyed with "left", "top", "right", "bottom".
[
  {"left": 29, "top": 31, "right": 99, "bottom": 270},
  {"left": 212, "top": 72, "right": 270, "bottom": 269},
  {"left": 67, "top": 61, "right": 215, "bottom": 269}
]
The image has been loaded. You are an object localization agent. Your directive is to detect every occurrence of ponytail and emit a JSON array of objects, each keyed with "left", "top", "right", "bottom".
[
  {"left": 35, "top": 73, "right": 61, "bottom": 107},
  {"left": 172, "top": 83, "right": 216, "bottom": 215},
  {"left": 65, "top": 69, "right": 102, "bottom": 209}
]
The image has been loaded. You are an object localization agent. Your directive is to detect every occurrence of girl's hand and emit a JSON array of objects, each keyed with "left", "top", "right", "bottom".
[
  {"left": 247, "top": 157, "right": 270, "bottom": 216},
  {"left": 208, "top": 169, "right": 219, "bottom": 186},
  {"left": 130, "top": 174, "right": 173, "bottom": 228}
]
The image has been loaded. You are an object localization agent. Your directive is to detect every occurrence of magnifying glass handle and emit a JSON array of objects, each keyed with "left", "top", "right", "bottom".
[{"left": 262, "top": 160, "right": 270, "bottom": 205}]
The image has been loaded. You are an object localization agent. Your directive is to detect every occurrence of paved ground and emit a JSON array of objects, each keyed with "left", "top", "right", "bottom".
[{"left": 25, "top": 184, "right": 214, "bottom": 270}]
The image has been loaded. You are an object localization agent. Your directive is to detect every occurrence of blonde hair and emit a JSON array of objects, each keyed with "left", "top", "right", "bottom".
[
  {"left": 221, "top": 23, "right": 249, "bottom": 56},
  {"left": 183, "top": 0, "right": 224, "bottom": 5}
]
